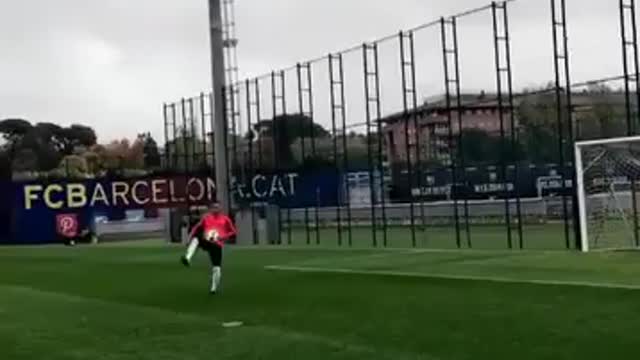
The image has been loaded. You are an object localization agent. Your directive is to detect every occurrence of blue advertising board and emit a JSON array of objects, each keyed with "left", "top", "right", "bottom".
[
  {"left": 391, "top": 163, "right": 576, "bottom": 201},
  {"left": 4, "top": 171, "right": 342, "bottom": 245},
  {"left": 231, "top": 171, "right": 341, "bottom": 208}
]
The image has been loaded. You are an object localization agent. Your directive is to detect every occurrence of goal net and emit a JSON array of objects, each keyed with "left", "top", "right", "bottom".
[{"left": 576, "top": 135, "right": 640, "bottom": 252}]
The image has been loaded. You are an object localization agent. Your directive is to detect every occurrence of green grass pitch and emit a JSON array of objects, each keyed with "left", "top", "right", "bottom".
[{"left": 1, "top": 240, "right": 640, "bottom": 359}]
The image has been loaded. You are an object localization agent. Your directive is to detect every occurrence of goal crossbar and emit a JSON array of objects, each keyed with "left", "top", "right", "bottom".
[{"left": 575, "top": 135, "right": 640, "bottom": 148}]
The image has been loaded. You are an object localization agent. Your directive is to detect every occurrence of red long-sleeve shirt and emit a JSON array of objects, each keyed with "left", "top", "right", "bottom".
[{"left": 190, "top": 213, "right": 237, "bottom": 247}]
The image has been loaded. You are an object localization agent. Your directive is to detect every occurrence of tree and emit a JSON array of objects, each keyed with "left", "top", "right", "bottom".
[
  {"left": 0, "top": 119, "right": 98, "bottom": 176},
  {"left": 246, "top": 136, "right": 276, "bottom": 170},
  {"left": 128, "top": 138, "right": 146, "bottom": 169},
  {"left": 253, "top": 114, "right": 330, "bottom": 167},
  {"left": 516, "top": 84, "right": 629, "bottom": 163},
  {"left": 516, "top": 92, "right": 563, "bottom": 163},
  {"left": 25, "top": 122, "right": 97, "bottom": 156},
  {"left": 344, "top": 133, "right": 371, "bottom": 171},
  {"left": 50, "top": 155, "right": 90, "bottom": 179},
  {"left": 10, "top": 148, "right": 39, "bottom": 173},
  {"left": 458, "top": 129, "right": 524, "bottom": 165},
  {"left": 255, "top": 114, "right": 330, "bottom": 141},
  {"left": 82, "top": 149, "right": 102, "bottom": 175},
  {"left": 0, "top": 149, "right": 10, "bottom": 179},
  {"left": 291, "top": 137, "right": 335, "bottom": 168},
  {"left": 139, "top": 133, "right": 161, "bottom": 169},
  {"left": 459, "top": 130, "right": 499, "bottom": 165},
  {"left": 18, "top": 125, "right": 62, "bottom": 171},
  {"left": 164, "top": 131, "right": 209, "bottom": 172},
  {"left": 574, "top": 84, "right": 627, "bottom": 140},
  {"left": 0, "top": 118, "right": 32, "bottom": 144},
  {"left": 60, "top": 124, "right": 97, "bottom": 155},
  {"left": 33, "top": 123, "right": 64, "bottom": 152},
  {"left": 100, "top": 139, "right": 145, "bottom": 171}
]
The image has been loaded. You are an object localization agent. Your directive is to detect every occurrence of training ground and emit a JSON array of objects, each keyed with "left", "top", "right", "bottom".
[{"left": 1, "top": 237, "right": 639, "bottom": 360}]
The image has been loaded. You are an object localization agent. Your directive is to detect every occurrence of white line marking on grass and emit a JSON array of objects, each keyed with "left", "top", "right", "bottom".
[
  {"left": 230, "top": 246, "right": 514, "bottom": 253},
  {"left": 222, "top": 321, "right": 244, "bottom": 328},
  {"left": 301, "top": 249, "right": 429, "bottom": 264},
  {"left": 264, "top": 265, "right": 640, "bottom": 291}
]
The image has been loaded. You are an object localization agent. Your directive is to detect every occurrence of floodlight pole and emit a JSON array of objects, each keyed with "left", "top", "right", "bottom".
[{"left": 208, "top": 0, "right": 230, "bottom": 213}]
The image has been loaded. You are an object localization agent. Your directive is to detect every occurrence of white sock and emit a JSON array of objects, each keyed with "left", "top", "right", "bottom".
[
  {"left": 185, "top": 238, "right": 199, "bottom": 261},
  {"left": 211, "top": 266, "right": 222, "bottom": 292}
]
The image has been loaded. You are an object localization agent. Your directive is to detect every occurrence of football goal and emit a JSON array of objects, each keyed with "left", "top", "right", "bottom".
[{"left": 575, "top": 135, "right": 640, "bottom": 252}]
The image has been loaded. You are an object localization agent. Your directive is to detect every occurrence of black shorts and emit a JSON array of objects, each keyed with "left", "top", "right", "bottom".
[{"left": 198, "top": 239, "right": 223, "bottom": 266}]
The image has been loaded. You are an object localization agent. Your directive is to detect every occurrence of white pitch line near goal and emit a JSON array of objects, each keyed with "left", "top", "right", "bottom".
[{"left": 264, "top": 265, "right": 640, "bottom": 291}]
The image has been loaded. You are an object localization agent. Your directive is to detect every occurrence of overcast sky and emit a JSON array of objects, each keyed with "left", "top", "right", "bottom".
[{"left": 0, "top": 0, "right": 629, "bottom": 143}]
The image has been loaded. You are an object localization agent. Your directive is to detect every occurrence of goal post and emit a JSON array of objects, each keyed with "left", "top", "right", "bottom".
[{"left": 575, "top": 135, "right": 640, "bottom": 252}]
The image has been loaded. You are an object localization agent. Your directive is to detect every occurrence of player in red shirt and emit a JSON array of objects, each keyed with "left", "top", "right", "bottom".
[{"left": 181, "top": 202, "right": 237, "bottom": 294}]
